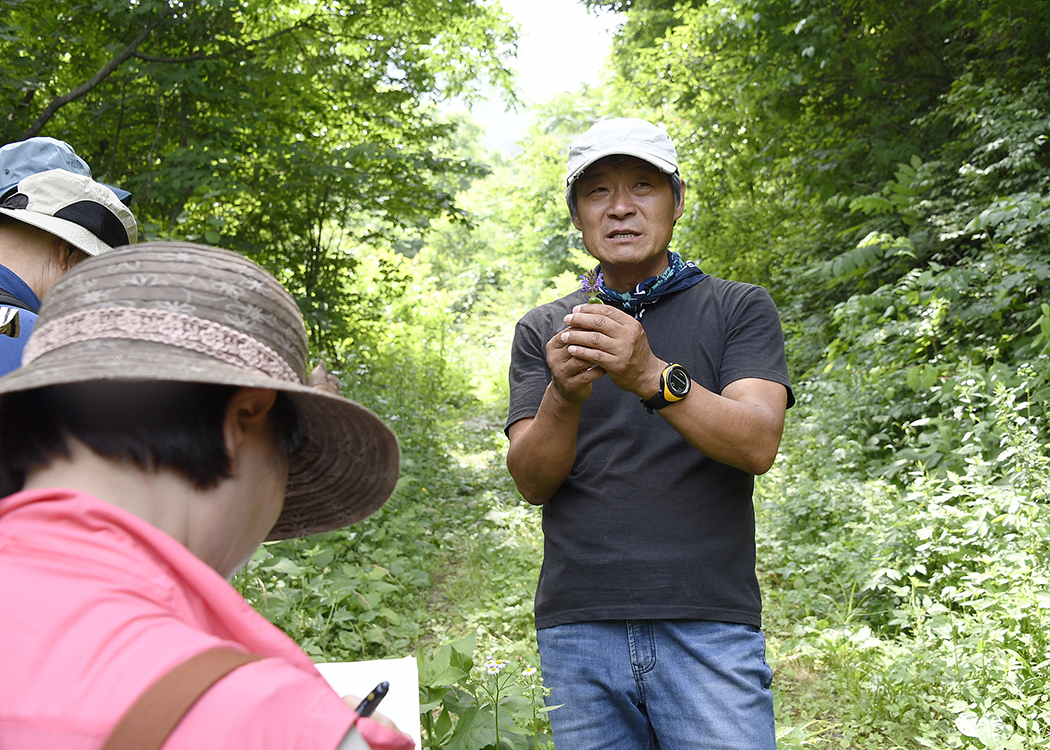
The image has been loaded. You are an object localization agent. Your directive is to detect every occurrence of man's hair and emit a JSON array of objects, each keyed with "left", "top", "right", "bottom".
[
  {"left": 565, "top": 167, "right": 683, "bottom": 223},
  {"left": 0, "top": 381, "right": 300, "bottom": 497}
]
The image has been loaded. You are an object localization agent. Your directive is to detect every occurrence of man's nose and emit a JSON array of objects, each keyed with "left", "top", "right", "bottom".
[{"left": 606, "top": 187, "right": 636, "bottom": 217}]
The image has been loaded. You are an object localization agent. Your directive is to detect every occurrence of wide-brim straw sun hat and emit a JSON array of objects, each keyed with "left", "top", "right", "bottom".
[{"left": 0, "top": 241, "right": 400, "bottom": 540}]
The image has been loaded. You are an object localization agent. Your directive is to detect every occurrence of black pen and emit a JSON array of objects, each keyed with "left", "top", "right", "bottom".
[{"left": 354, "top": 681, "right": 389, "bottom": 718}]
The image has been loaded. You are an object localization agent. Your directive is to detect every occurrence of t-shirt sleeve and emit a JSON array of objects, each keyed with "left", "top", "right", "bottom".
[
  {"left": 506, "top": 311, "right": 555, "bottom": 433},
  {"left": 719, "top": 285, "right": 795, "bottom": 408},
  {"left": 168, "top": 657, "right": 355, "bottom": 750}
]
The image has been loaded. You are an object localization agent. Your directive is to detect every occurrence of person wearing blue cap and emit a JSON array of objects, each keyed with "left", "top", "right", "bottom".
[
  {"left": 0, "top": 137, "right": 133, "bottom": 204},
  {"left": 0, "top": 139, "right": 138, "bottom": 376},
  {"left": 505, "top": 118, "right": 795, "bottom": 749}
]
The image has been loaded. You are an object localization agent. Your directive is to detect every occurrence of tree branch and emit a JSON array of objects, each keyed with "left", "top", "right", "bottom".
[
  {"left": 132, "top": 20, "right": 312, "bottom": 63},
  {"left": 19, "top": 11, "right": 168, "bottom": 139}
]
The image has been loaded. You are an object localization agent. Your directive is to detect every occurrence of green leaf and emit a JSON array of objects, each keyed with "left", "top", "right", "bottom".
[
  {"left": 418, "top": 635, "right": 475, "bottom": 688},
  {"left": 266, "top": 558, "right": 304, "bottom": 576},
  {"left": 446, "top": 706, "right": 497, "bottom": 750}
]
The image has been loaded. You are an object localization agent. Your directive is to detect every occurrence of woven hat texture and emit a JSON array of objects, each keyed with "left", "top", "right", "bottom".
[{"left": 0, "top": 241, "right": 400, "bottom": 540}]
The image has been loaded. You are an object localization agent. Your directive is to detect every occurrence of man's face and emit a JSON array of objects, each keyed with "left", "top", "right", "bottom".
[{"left": 571, "top": 155, "right": 684, "bottom": 291}]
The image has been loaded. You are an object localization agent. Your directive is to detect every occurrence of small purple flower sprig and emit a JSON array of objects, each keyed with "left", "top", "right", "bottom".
[{"left": 580, "top": 268, "right": 604, "bottom": 304}]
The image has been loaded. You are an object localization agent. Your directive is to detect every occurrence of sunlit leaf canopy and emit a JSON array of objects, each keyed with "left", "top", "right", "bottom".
[{"left": 1, "top": 0, "right": 516, "bottom": 352}]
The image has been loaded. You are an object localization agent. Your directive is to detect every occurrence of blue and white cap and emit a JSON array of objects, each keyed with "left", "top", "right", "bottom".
[{"left": 0, "top": 137, "right": 131, "bottom": 204}]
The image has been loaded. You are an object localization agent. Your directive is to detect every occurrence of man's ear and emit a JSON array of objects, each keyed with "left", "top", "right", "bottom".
[
  {"left": 569, "top": 184, "right": 584, "bottom": 231},
  {"left": 673, "top": 178, "right": 687, "bottom": 223},
  {"left": 222, "top": 387, "right": 278, "bottom": 458}
]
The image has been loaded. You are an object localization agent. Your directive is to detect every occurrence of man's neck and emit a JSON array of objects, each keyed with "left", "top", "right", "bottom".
[{"left": 600, "top": 253, "right": 671, "bottom": 293}]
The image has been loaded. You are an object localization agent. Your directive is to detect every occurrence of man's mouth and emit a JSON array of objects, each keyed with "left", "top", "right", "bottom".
[{"left": 607, "top": 231, "right": 640, "bottom": 239}]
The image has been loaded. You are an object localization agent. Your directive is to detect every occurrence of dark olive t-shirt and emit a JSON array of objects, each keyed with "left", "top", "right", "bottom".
[{"left": 507, "top": 276, "right": 794, "bottom": 629}]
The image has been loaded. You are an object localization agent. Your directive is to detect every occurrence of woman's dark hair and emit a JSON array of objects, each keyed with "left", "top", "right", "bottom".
[{"left": 0, "top": 381, "right": 300, "bottom": 497}]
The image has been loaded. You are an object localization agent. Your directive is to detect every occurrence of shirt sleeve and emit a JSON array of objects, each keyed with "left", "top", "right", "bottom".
[
  {"left": 719, "top": 284, "right": 795, "bottom": 408},
  {"left": 506, "top": 311, "right": 556, "bottom": 432}
]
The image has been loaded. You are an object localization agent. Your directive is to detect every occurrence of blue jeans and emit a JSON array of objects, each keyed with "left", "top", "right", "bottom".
[{"left": 536, "top": 620, "right": 775, "bottom": 750}]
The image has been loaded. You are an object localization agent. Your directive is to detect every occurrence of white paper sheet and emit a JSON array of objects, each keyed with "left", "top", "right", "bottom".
[{"left": 315, "top": 656, "right": 421, "bottom": 747}]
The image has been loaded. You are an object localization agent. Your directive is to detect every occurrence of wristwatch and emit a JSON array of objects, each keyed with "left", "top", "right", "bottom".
[{"left": 641, "top": 363, "right": 692, "bottom": 414}]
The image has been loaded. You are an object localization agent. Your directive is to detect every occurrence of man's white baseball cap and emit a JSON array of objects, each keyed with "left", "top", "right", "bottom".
[{"left": 566, "top": 118, "right": 679, "bottom": 187}]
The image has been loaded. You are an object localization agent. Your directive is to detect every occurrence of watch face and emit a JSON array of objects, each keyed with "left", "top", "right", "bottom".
[{"left": 666, "top": 366, "right": 691, "bottom": 397}]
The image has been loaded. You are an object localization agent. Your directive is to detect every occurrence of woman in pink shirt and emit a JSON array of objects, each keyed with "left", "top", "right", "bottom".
[{"left": 0, "top": 242, "right": 411, "bottom": 750}]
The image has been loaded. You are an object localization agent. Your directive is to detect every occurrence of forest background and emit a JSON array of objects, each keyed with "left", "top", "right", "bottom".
[{"left": 2, "top": 0, "right": 1049, "bottom": 747}]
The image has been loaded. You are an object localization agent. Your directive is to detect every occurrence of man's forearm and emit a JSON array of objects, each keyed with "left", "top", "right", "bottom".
[
  {"left": 506, "top": 383, "right": 583, "bottom": 505},
  {"left": 657, "top": 378, "right": 788, "bottom": 475}
]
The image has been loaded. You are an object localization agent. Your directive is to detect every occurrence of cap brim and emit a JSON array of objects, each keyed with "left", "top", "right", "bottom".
[
  {"left": 0, "top": 339, "right": 400, "bottom": 540},
  {"left": 566, "top": 146, "right": 679, "bottom": 186},
  {"left": 0, "top": 207, "right": 113, "bottom": 256}
]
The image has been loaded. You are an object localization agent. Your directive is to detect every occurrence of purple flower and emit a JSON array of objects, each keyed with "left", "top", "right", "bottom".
[{"left": 580, "top": 268, "right": 603, "bottom": 303}]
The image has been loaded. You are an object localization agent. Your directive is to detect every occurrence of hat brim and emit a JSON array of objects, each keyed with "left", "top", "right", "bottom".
[
  {"left": 0, "top": 339, "right": 400, "bottom": 541},
  {"left": 0, "top": 207, "right": 113, "bottom": 256},
  {"left": 1, "top": 180, "right": 131, "bottom": 204},
  {"left": 566, "top": 146, "right": 679, "bottom": 187}
]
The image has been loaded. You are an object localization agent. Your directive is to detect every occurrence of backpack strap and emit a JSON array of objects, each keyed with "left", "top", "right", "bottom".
[
  {"left": 0, "top": 288, "right": 35, "bottom": 313},
  {"left": 101, "top": 647, "right": 264, "bottom": 750}
]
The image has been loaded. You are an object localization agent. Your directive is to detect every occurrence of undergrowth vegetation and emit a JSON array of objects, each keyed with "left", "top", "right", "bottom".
[
  {"left": 761, "top": 370, "right": 1050, "bottom": 749},
  {"left": 235, "top": 397, "right": 553, "bottom": 749},
  {"left": 242, "top": 2, "right": 1050, "bottom": 748}
]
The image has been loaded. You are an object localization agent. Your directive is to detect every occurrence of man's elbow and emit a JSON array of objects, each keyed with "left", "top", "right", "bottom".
[
  {"left": 518, "top": 486, "right": 551, "bottom": 505},
  {"left": 506, "top": 456, "right": 553, "bottom": 506},
  {"left": 746, "top": 453, "right": 778, "bottom": 476},
  {"left": 510, "top": 474, "right": 553, "bottom": 505},
  {"left": 744, "top": 435, "right": 783, "bottom": 475}
]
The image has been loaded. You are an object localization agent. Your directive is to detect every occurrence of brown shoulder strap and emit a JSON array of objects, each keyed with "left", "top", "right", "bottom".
[{"left": 101, "top": 647, "right": 264, "bottom": 750}]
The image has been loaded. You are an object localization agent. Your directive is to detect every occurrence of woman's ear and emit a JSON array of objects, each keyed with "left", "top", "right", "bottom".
[
  {"left": 222, "top": 387, "right": 278, "bottom": 458},
  {"left": 58, "top": 242, "right": 89, "bottom": 272}
]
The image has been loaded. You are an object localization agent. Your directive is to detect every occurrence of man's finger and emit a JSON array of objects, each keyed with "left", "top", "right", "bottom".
[{"left": 563, "top": 305, "right": 630, "bottom": 330}]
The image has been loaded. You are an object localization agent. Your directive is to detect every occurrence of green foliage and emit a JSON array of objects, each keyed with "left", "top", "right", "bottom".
[
  {"left": 418, "top": 636, "right": 555, "bottom": 750},
  {"left": 759, "top": 364, "right": 1050, "bottom": 748},
  {"left": 0, "top": 0, "right": 514, "bottom": 219},
  {"left": 0, "top": 0, "right": 515, "bottom": 364}
]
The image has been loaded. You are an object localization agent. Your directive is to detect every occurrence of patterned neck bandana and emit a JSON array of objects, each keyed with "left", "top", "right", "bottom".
[{"left": 597, "top": 250, "right": 707, "bottom": 319}]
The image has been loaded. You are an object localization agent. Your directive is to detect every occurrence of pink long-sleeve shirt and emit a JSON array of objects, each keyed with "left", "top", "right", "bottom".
[{"left": 0, "top": 488, "right": 411, "bottom": 750}]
